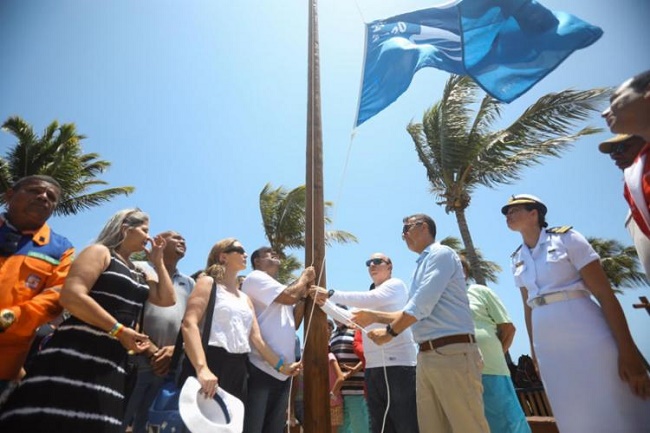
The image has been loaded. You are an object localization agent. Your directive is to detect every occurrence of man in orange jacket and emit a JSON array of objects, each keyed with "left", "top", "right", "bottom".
[{"left": 0, "top": 175, "right": 74, "bottom": 393}]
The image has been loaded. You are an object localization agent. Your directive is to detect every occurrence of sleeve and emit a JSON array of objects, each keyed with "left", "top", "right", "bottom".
[
  {"left": 331, "top": 278, "right": 407, "bottom": 310},
  {"left": 133, "top": 261, "right": 158, "bottom": 282},
  {"left": 9, "top": 246, "right": 75, "bottom": 338},
  {"left": 403, "top": 247, "right": 456, "bottom": 320},
  {"left": 241, "top": 271, "right": 286, "bottom": 308},
  {"left": 352, "top": 329, "right": 365, "bottom": 365},
  {"left": 564, "top": 230, "right": 600, "bottom": 271},
  {"left": 481, "top": 286, "right": 512, "bottom": 325}
]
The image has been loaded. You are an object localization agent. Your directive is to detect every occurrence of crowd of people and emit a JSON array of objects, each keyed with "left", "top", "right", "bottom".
[{"left": 0, "top": 70, "right": 649, "bottom": 433}]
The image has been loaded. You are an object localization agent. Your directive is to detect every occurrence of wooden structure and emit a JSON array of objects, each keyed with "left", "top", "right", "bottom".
[
  {"left": 301, "top": 0, "right": 331, "bottom": 432},
  {"left": 516, "top": 387, "right": 559, "bottom": 433}
]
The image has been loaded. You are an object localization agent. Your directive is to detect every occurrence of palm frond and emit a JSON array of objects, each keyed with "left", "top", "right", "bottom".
[{"left": 0, "top": 116, "right": 135, "bottom": 214}]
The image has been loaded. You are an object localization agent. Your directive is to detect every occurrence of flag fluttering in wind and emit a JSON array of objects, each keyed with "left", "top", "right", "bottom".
[{"left": 356, "top": 0, "right": 603, "bottom": 126}]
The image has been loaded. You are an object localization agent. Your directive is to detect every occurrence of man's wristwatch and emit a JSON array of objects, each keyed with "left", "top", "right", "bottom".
[
  {"left": 327, "top": 289, "right": 335, "bottom": 298},
  {"left": 0, "top": 309, "right": 16, "bottom": 332},
  {"left": 386, "top": 323, "right": 399, "bottom": 337}
]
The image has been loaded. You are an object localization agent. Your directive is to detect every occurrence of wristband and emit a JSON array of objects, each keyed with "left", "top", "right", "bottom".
[
  {"left": 109, "top": 322, "right": 125, "bottom": 338},
  {"left": 386, "top": 323, "right": 399, "bottom": 337},
  {"left": 274, "top": 357, "right": 285, "bottom": 372}
]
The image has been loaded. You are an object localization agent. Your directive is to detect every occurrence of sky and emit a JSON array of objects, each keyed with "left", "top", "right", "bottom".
[{"left": 1, "top": 0, "right": 649, "bottom": 361}]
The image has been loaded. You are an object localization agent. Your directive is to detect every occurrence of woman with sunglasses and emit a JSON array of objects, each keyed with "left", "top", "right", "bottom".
[
  {"left": 180, "top": 238, "right": 300, "bottom": 404},
  {"left": 504, "top": 194, "right": 650, "bottom": 433},
  {"left": 0, "top": 208, "right": 175, "bottom": 433}
]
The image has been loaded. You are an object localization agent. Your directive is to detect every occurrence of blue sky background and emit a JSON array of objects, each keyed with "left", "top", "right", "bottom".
[{"left": 1, "top": 0, "right": 649, "bottom": 361}]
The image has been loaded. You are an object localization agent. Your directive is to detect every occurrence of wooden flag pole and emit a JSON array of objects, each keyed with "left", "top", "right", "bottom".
[{"left": 302, "top": 0, "right": 331, "bottom": 431}]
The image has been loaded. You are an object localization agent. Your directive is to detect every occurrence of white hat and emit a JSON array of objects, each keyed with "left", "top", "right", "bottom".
[{"left": 179, "top": 376, "right": 245, "bottom": 433}]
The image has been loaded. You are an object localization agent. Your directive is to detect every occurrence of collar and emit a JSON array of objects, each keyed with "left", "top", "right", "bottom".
[
  {"left": 530, "top": 229, "right": 551, "bottom": 254},
  {"left": 0, "top": 213, "right": 51, "bottom": 245},
  {"left": 416, "top": 242, "right": 436, "bottom": 264}
]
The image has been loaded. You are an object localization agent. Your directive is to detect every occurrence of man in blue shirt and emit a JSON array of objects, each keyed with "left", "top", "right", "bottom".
[{"left": 352, "top": 214, "right": 489, "bottom": 433}]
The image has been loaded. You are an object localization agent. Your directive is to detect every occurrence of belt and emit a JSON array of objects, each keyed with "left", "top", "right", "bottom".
[
  {"left": 419, "top": 334, "right": 476, "bottom": 352},
  {"left": 529, "top": 290, "right": 590, "bottom": 308}
]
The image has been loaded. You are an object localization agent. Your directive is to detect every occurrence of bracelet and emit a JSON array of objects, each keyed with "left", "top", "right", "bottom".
[
  {"left": 274, "top": 357, "right": 285, "bottom": 372},
  {"left": 386, "top": 323, "right": 399, "bottom": 337},
  {"left": 108, "top": 322, "right": 125, "bottom": 338}
]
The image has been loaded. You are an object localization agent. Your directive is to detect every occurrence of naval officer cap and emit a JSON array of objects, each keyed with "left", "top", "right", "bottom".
[{"left": 501, "top": 194, "right": 547, "bottom": 216}]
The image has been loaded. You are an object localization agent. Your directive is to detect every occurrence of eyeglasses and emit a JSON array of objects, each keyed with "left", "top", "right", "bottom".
[
  {"left": 365, "top": 258, "right": 387, "bottom": 267},
  {"left": 0, "top": 231, "right": 22, "bottom": 257},
  {"left": 402, "top": 221, "right": 423, "bottom": 235},
  {"left": 224, "top": 246, "right": 246, "bottom": 255}
]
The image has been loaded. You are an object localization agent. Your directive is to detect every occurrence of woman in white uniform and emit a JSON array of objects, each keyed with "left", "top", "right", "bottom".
[{"left": 503, "top": 194, "right": 650, "bottom": 433}]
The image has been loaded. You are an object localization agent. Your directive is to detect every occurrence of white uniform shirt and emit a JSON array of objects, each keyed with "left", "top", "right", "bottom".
[
  {"left": 511, "top": 229, "right": 599, "bottom": 306},
  {"left": 330, "top": 278, "right": 417, "bottom": 368},
  {"left": 242, "top": 270, "right": 296, "bottom": 381}
]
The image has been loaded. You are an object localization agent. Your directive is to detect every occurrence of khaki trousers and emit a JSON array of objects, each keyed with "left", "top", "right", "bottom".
[{"left": 415, "top": 342, "right": 489, "bottom": 433}]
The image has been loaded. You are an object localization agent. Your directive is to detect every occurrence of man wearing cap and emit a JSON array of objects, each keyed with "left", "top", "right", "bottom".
[
  {"left": 0, "top": 175, "right": 74, "bottom": 393},
  {"left": 352, "top": 214, "right": 489, "bottom": 433},
  {"left": 598, "top": 134, "right": 650, "bottom": 278},
  {"left": 311, "top": 253, "right": 419, "bottom": 433},
  {"left": 602, "top": 70, "right": 650, "bottom": 278},
  {"left": 240, "top": 247, "right": 315, "bottom": 433}
]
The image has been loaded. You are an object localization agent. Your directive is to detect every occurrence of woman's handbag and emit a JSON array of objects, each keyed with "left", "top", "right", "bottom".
[{"left": 146, "top": 282, "right": 217, "bottom": 433}]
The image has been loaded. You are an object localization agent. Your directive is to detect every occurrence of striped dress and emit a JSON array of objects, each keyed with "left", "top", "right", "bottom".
[{"left": 0, "top": 253, "right": 149, "bottom": 433}]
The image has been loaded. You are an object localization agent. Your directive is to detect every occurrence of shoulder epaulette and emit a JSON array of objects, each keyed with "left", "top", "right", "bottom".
[
  {"left": 546, "top": 225, "right": 572, "bottom": 234},
  {"left": 510, "top": 244, "right": 522, "bottom": 258}
]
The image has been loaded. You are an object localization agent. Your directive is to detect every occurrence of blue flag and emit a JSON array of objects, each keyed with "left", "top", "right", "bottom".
[{"left": 356, "top": 0, "right": 603, "bottom": 126}]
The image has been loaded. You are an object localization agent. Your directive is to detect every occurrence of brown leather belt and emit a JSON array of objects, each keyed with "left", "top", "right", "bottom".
[{"left": 419, "top": 334, "right": 476, "bottom": 352}]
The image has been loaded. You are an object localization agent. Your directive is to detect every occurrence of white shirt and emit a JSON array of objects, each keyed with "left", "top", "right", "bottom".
[
  {"left": 331, "top": 277, "right": 417, "bottom": 368},
  {"left": 207, "top": 285, "right": 253, "bottom": 354},
  {"left": 242, "top": 270, "right": 296, "bottom": 381},
  {"left": 511, "top": 229, "right": 599, "bottom": 306}
]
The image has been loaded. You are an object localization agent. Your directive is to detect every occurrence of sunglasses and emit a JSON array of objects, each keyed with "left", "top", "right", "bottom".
[
  {"left": 366, "top": 258, "right": 388, "bottom": 267},
  {"left": 610, "top": 142, "right": 629, "bottom": 155},
  {"left": 224, "top": 246, "right": 246, "bottom": 255},
  {"left": 0, "top": 231, "right": 22, "bottom": 257},
  {"left": 402, "top": 221, "right": 423, "bottom": 234}
]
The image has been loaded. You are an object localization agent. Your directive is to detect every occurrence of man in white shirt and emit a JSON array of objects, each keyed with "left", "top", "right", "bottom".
[
  {"left": 311, "top": 253, "right": 419, "bottom": 433},
  {"left": 241, "top": 247, "right": 315, "bottom": 433}
]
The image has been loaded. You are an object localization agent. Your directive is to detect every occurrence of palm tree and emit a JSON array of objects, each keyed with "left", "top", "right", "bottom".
[
  {"left": 0, "top": 116, "right": 134, "bottom": 215},
  {"left": 407, "top": 75, "right": 608, "bottom": 285},
  {"left": 587, "top": 237, "right": 648, "bottom": 293},
  {"left": 440, "top": 236, "right": 502, "bottom": 284},
  {"left": 259, "top": 183, "right": 357, "bottom": 283}
]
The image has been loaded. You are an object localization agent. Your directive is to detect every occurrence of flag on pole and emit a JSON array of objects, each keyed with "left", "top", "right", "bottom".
[{"left": 355, "top": 0, "right": 603, "bottom": 126}]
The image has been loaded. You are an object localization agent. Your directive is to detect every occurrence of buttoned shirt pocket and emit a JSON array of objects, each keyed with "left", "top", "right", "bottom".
[
  {"left": 19, "top": 256, "right": 55, "bottom": 295},
  {"left": 546, "top": 247, "right": 568, "bottom": 263}
]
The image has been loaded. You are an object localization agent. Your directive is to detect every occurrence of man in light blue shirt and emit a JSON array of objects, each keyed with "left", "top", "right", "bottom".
[{"left": 352, "top": 214, "right": 489, "bottom": 433}]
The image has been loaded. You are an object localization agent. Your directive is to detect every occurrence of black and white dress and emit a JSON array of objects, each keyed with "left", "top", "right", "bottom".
[{"left": 0, "top": 253, "right": 149, "bottom": 433}]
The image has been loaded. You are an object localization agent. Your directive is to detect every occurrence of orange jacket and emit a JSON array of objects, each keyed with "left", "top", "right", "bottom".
[{"left": 0, "top": 220, "right": 74, "bottom": 379}]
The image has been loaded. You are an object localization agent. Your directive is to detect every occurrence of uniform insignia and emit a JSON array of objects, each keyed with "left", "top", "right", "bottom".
[
  {"left": 25, "top": 274, "right": 42, "bottom": 290},
  {"left": 510, "top": 245, "right": 522, "bottom": 258},
  {"left": 546, "top": 226, "right": 572, "bottom": 234}
]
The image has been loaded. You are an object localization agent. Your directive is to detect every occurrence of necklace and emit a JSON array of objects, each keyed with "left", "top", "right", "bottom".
[{"left": 112, "top": 249, "right": 134, "bottom": 269}]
